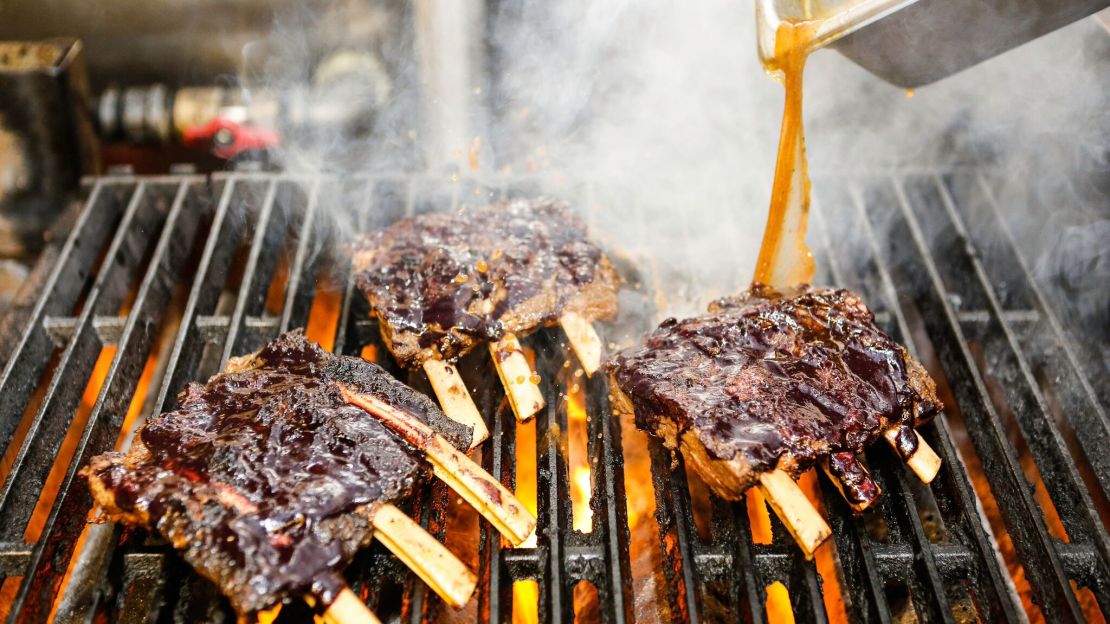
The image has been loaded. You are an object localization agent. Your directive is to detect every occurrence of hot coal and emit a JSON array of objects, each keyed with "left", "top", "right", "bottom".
[
  {"left": 81, "top": 330, "right": 469, "bottom": 614},
  {"left": 352, "top": 197, "right": 621, "bottom": 368},
  {"left": 609, "top": 285, "right": 942, "bottom": 508}
]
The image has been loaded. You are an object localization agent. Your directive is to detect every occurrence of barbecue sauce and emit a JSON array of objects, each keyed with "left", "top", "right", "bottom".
[
  {"left": 753, "top": 20, "right": 818, "bottom": 289},
  {"left": 353, "top": 198, "right": 621, "bottom": 368},
  {"left": 611, "top": 286, "right": 942, "bottom": 502},
  {"left": 83, "top": 332, "right": 471, "bottom": 614}
]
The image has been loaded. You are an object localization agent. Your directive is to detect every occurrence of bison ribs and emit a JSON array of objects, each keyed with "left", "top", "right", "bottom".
[
  {"left": 352, "top": 197, "right": 621, "bottom": 369},
  {"left": 609, "top": 284, "right": 942, "bottom": 509},
  {"left": 82, "top": 331, "right": 468, "bottom": 614}
]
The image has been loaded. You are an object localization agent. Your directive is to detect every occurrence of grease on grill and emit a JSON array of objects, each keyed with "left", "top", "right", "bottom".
[
  {"left": 610, "top": 284, "right": 942, "bottom": 501},
  {"left": 352, "top": 197, "right": 621, "bottom": 368},
  {"left": 81, "top": 331, "right": 468, "bottom": 614}
]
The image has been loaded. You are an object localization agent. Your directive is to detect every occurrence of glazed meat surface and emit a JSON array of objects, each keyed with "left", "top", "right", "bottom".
[
  {"left": 352, "top": 197, "right": 621, "bottom": 368},
  {"left": 82, "top": 331, "right": 468, "bottom": 613},
  {"left": 609, "top": 285, "right": 941, "bottom": 505}
]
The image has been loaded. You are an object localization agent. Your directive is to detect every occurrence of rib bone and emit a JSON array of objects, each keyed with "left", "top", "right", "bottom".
[
  {"left": 422, "top": 359, "right": 489, "bottom": 449},
  {"left": 757, "top": 469, "right": 832, "bottom": 559},
  {"left": 339, "top": 384, "right": 537, "bottom": 546},
  {"left": 371, "top": 503, "right": 477, "bottom": 608},
  {"left": 884, "top": 427, "right": 942, "bottom": 484},
  {"left": 489, "top": 334, "right": 545, "bottom": 422},
  {"left": 309, "top": 586, "right": 382, "bottom": 624},
  {"left": 559, "top": 312, "right": 603, "bottom": 376}
]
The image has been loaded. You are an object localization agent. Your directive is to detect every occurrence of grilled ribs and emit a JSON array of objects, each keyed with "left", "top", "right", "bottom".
[
  {"left": 609, "top": 285, "right": 942, "bottom": 509},
  {"left": 352, "top": 197, "right": 621, "bottom": 368},
  {"left": 82, "top": 331, "right": 470, "bottom": 614}
]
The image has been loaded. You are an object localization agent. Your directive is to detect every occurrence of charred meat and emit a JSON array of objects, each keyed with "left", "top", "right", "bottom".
[
  {"left": 609, "top": 285, "right": 942, "bottom": 509},
  {"left": 82, "top": 331, "right": 469, "bottom": 614},
  {"left": 352, "top": 197, "right": 621, "bottom": 368}
]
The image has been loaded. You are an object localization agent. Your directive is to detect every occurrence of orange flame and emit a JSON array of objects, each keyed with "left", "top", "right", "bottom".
[
  {"left": 747, "top": 470, "right": 849, "bottom": 624},
  {"left": 26, "top": 347, "right": 118, "bottom": 544},
  {"left": 515, "top": 379, "right": 540, "bottom": 624},
  {"left": 512, "top": 580, "right": 539, "bottom": 624},
  {"left": 567, "top": 379, "right": 592, "bottom": 533},
  {"left": 305, "top": 276, "right": 342, "bottom": 353},
  {"left": 515, "top": 404, "right": 538, "bottom": 549},
  {"left": 44, "top": 349, "right": 161, "bottom": 621}
]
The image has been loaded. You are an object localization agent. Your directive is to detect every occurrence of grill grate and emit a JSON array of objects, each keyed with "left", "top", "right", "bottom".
[
  {"left": 0, "top": 172, "right": 633, "bottom": 623},
  {"left": 646, "top": 171, "right": 1108, "bottom": 622},
  {"left": 0, "top": 169, "right": 1103, "bottom": 623}
]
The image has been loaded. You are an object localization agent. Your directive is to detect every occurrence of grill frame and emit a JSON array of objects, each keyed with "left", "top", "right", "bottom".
[{"left": 0, "top": 169, "right": 1103, "bottom": 623}]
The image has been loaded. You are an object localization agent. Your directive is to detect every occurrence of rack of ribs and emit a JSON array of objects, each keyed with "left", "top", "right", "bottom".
[
  {"left": 609, "top": 285, "right": 942, "bottom": 556},
  {"left": 352, "top": 197, "right": 621, "bottom": 435},
  {"left": 83, "top": 331, "right": 534, "bottom": 616}
]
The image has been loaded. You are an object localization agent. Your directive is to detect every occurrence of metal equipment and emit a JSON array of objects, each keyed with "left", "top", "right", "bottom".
[
  {"left": 756, "top": 0, "right": 1110, "bottom": 86},
  {"left": 0, "top": 167, "right": 1103, "bottom": 622}
]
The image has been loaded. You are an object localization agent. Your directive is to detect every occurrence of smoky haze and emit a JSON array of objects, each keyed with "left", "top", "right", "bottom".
[{"left": 259, "top": 1, "right": 1108, "bottom": 373}]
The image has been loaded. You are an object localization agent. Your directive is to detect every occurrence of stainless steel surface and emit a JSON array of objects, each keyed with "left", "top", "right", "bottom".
[
  {"left": 758, "top": 0, "right": 1110, "bottom": 87},
  {"left": 755, "top": 0, "right": 916, "bottom": 65},
  {"left": 832, "top": 0, "right": 1110, "bottom": 87}
]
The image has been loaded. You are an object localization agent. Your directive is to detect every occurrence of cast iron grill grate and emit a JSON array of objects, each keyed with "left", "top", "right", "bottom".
[
  {"left": 0, "top": 169, "right": 1103, "bottom": 623},
  {"left": 647, "top": 172, "right": 1109, "bottom": 623}
]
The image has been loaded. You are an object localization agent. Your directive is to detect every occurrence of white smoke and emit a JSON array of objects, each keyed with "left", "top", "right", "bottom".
[{"left": 257, "top": 0, "right": 1108, "bottom": 369}]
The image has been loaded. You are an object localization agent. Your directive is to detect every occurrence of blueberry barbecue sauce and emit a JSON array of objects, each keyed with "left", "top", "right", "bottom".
[
  {"left": 352, "top": 197, "right": 621, "bottom": 368},
  {"left": 611, "top": 285, "right": 942, "bottom": 504},
  {"left": 83, "top": 331, "right": 470, "bottom": 613}
]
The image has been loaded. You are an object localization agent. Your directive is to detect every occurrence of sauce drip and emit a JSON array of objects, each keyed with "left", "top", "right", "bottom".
[{"left": 753, "top": 20, "right": 819, "bottom": 289}]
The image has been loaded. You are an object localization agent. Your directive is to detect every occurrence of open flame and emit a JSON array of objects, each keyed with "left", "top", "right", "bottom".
[
  {"left": 513, "top": 408, "right": 539, "bottom": 622},
  {"left": 567, "top": 378, "right": 593, "bottom": 533},
  {"left": 305, "top": 274, "right": 342, "bottom": 350},
  {"left": 7, "top": 250, "right": 1093, "bottom": 624}
]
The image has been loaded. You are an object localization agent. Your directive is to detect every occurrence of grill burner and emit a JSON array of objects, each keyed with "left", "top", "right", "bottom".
[{"left": 0, "top": 169, "right": 1104, "bottom": 623}]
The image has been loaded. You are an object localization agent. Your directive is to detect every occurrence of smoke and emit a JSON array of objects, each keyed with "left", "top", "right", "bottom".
[
  {"left": 488, "top": 2, "right": 1108, "bottom": 367},
  {"left": 253, "top": 1, "right": 1108, "bottom": 370},
  {"left": 486, "top": 1, "right": 781, "bottom": 315}
]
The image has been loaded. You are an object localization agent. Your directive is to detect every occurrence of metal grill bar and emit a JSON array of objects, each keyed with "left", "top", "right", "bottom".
[
  {"left": 960, "top": 173, "right": 1110, "bottom": 496},
  {"left": 0, "top": 170, "right": 1103, "bottom": 623},
  {"left": 896, "top": 174, "right": 1110, "bottom": 614},
  {"left": 819, "top": 179, "right": 1021, "bottom": 623},
  {"left": 535, "top": 332, "right": 575, "bottom": 622},
  {"left": 0, "top": 181, "right": 130, "bottom": 454},
  {"left": 218, "top": 179, "right": 280, "bottom": 362},
  {"left": 0, "top": 177, "right": 211, "bottom": 619},
  {"left": 151, "top": 177, "right": 243, "bottom": 415},
  {"left": 586, "top": 361, "right": 634, "bottom": 620},
  {"left": 926, "top": 175, "right": 1110, "bottom": 550},
  {"left": 12, "top": 178, "right": 211, "bottom": 620},
  {"left": 277, "top": 179, "right": 324, "bottom": 334},
  {"left": 0, "top": 182, "right": 162, "bottom": 536}
]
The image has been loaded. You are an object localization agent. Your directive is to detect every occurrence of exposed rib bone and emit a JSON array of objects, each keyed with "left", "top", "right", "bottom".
[
  {"left": 339, "top": 385, "right": 538, "bottom": 546},
  {"left": 884, "top": 427, "right": 942, "bottom": 484},
  {"left": 757, "top": 469, "right": 832, "bottom": 559},
  {"left": 559, "top": 312, "right": 603, "bottom": 376},
  {"left": 308, "top": 586, "right": 382, "bottom": 624},
  {"left": 422, "top": 359, "right": 489, "bottom": 449},
  {"left": 489, "top": 334, "right": 545, "bottom": 422},
  {"left": 371, "top": 503, "right": 477, "bottom": 608}
]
